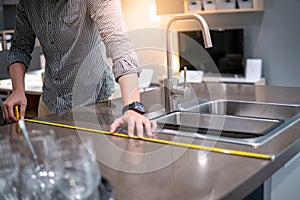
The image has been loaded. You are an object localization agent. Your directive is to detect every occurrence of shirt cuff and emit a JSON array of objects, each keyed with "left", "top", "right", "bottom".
[
  {"left": 7, "top": 49, "right": 31, "bottom": 71},
  {"left": 112, "top": 53, "right": 141, "bottom": 82}
]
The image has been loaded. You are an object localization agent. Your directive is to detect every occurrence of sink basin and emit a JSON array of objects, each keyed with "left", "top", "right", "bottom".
[
  {"left": 181, "top": 99, "right": 300, "bottom": 121},
  {"left": 155, "top": 111, "right": 283, "bottom": 139},
  {"left": 152, "top": 99, "right": 300, "bottom": 146}
]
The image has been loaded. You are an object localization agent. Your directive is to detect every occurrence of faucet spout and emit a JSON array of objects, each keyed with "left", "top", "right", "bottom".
[
  {"left": 164, "top": 14, "right": 212, "bottom": 113},
  {"left": 166, "top": 14, "right": 212, "bottom": 79}
]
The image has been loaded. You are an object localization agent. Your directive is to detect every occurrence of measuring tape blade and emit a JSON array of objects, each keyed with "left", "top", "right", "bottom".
[{"left": 23, "top": 118, "right": 275, "bottom": 161}]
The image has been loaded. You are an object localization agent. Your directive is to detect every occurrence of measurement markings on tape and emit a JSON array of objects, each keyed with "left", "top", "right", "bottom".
[{"left": 23, "top": 118, "right": 275, "bottom": 161}]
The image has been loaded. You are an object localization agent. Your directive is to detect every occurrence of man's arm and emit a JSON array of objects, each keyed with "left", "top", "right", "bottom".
[
  {"left": 3, "top": 0, "right": 36, "bottom": 122},
  {"left": 88, "top": 0, "right": 141, "bottom": 80},
  {"left": 118, "top": 73, "right": 140, "bottom": 106},
  {"left": 2, "top": 63, "right": 27, "bottom": 121},
  {"left": 89, "top": 0, "right": 156, "bottom": 137},
  {"left": 109, "top": 73, "right": 156, "bottom": 138}
]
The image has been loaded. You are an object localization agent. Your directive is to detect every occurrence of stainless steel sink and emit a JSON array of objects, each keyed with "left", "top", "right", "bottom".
[
  {"left": 152, "top": 99, "right": 300, "bottom": 146},
  {"left": 182, "top": 99, "right": 300, "bottom": 121},
  {"left": 156, "top": 111, "right": 282, "bottom": 137}
]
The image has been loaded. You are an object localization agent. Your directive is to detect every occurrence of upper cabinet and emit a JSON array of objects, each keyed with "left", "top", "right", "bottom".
[
  {"left": 155, "top": 0, "right": 185, "bottom": 15},
  {"left": 155, "top": 0, "right": 264, "bottom": 15}
]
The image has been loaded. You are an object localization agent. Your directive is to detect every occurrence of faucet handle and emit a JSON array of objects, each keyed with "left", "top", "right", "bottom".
[
  {"left": 183, "top": 66, "right": 187, "bottom": 89},
  {"left": 183, "top": 86, "right": 191, "bottom": 99},
  {"left": 172, "top": 85, "right": 191, "bottom": 99},
  {"left": 182, "top": 66, "right": 190, "bottom": 98}
]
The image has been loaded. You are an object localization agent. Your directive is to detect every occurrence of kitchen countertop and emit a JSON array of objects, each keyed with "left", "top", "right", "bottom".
[
  {"left": 0, "top": 69, "right": 43, "bottom": 95},
  {"left": 1, "top": 83, "right": 300, "bottom": 200}
]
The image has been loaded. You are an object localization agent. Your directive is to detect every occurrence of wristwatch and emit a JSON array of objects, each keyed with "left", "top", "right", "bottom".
[{"left": 122, "top": 101, "right": 145, "bottom": 115}]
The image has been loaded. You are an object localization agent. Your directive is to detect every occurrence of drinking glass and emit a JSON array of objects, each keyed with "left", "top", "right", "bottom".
[
  {"left": 0, "top": 147, "right": 20, "bottom": 200},
  {"left": 20, "top": 130, "right": 62, "bottom": 200},
  {"left": 55, "top": 135, "right": 101, "bottom": 200},
  {"left": 0, "top": 137, "right": 13, "bottom": 156}
]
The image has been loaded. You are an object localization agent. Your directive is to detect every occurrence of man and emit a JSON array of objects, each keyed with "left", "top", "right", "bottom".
[{"left": 2, "top": 0, "right": 156, "bottom": 137}]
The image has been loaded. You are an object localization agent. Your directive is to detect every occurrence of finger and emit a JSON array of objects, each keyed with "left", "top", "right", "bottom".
[
  {"left": 136, "top": 122, "right": 144, "bottom": 138},
  {"left": 144, "top": 121, "right": 153, "bottom": 137},
  {"left": 110, "top": 117, "right": 123, "bottom": 133},
  {"left": 109, "top": 123, "right": 118, "bottom": 133},
  {"left": 20, "top": 104, "right": 27, "bottom": 119},
  {"left": 151, "top": 120, "right": 158, "bottom": 132},
  {"left": 127, "top": 118, "right": 135, "bottom": 138},
  {"left": 8, "top": 105, "right": 17, "bottom": 122}
]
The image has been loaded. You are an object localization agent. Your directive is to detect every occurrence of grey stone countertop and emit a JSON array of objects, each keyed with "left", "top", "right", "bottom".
[{"left": 1, "top": 83, "right": 300, "bottom": 200}]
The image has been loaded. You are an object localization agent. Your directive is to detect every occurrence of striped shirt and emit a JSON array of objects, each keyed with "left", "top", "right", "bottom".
[{"left": 7, "top": 0, "right": 141, "bottom": 113}]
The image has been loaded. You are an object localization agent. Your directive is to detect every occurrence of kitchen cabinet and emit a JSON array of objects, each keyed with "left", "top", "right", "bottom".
[
  {"left": 156, "top": 0, "right": 264, "bottom": 15},
  {"left": 0, "top": 69, "right": 42, "bottom": 117},
  {"left": 0, "top": 29, "right": 13, "bottom": 50},
  {"left": 202, "top": 76, "right": 266, "bottom": 85},
  {"left": 187, "top": 0, "right": 264, "bottom": 14},
  {"left": 2, "top": 0, "right": 18, "bottom": 5},
  {"left": 269, "top": 152, "right": 300, "bottom": 200},
  {"left": 155, "top": 0, "right": 185, "bottom": 15}
]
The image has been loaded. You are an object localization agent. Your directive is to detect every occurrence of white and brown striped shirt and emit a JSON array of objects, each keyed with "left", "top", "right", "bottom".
[{"left": 8, "top": 0, "right": 141, "bottom": 113}]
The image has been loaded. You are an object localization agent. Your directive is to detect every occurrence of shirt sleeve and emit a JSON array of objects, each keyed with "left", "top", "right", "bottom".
[
  {"left": 88, "top": 0, "right": 141, "bottom": 81},
  {"left": 7, "top": 0, "right": 36, "bottom": 71}
]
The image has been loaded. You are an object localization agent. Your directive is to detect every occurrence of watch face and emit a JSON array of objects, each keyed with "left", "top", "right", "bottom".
[
  {"left": 123, "top": 102, "right": 145, "bottom": 115},
  {"left": 133, "top": 102, "right": 145, "bottom": 114}
]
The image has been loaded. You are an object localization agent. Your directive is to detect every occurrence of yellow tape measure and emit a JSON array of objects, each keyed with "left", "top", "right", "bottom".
[
  {"left": 14, "top": 106, "right": 275, "bottom": 160},
  {"left": 14, "top": 106, "right": 20, "bottom": 120},
  {"left": 24, "top": 118, "right": 275, "bottom": 161}
]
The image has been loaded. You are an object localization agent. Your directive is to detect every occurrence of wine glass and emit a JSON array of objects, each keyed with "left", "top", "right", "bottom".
[
  {"left": 20, "top": 129, "right": 62, "bottom": 200},
  {"left": 55, "top": 135, "right": 101, "bottom": 200},
  {"left": 0, "top": 140, "right": 20, "bottom": 200}
]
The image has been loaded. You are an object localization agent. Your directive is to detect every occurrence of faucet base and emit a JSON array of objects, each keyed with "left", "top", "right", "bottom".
[{"left": 163, "top": 78, "right": 178, "bottom": 113}]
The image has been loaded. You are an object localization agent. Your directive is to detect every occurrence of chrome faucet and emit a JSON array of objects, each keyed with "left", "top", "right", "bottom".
[{"left": 164, "top": 14, "right": 213, "bottom": 113}]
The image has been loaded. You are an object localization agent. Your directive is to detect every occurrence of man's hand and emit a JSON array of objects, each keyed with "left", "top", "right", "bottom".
[
  {"left": 2, "top": 91, "right": 27, "bottom": 122},
  {"left": 3, "top": 62, "right": 27, "bottom": 122},
  {"left": 110, "top": 110, "right": 157, "bottom": 138}
]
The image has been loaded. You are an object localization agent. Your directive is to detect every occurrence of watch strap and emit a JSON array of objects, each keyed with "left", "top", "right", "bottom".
[{"left": 122, "top": 101, "right": 145, "bottom": 115}]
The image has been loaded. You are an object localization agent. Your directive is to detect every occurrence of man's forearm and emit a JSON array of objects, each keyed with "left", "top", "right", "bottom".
[
  {"left": 9, "top": 62, "right": 26, "bottom": 93},
  {"left": 118, "top": 73, "right": 140, "bottom": 106}
]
